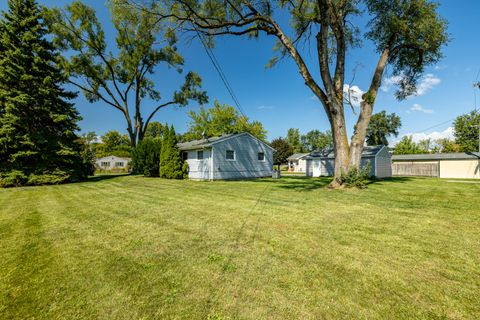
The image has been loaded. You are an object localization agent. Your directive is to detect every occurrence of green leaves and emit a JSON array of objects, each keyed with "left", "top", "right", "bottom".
[
  {"left": 366, "top": 111, "right": 401, "bottom": 146},
  {"left": 47, "top": 0, "right": 207, "bottom": 147},
  {"left": 366, "top": 0, "right": 449, "bottom": 100},
  {"left": 184, "top": 100, "right": 267, "bottom": 141}
]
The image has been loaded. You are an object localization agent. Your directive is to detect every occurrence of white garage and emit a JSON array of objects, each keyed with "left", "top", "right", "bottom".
[{"left": 305, "top": 145, "right": 392, "bottom": 178}]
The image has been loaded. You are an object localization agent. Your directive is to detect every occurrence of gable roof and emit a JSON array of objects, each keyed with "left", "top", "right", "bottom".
[
  {"left": 96, "top": 155, "right": 131, "bottom": 161},
  {"left": 392, "top": 152, "right": 480, "bottom": 161},
  {"left": 177, "top": 132, "right": 274, "bottom": 151},
  {"left": 305, "top": 145, "right": 386, "bottom": 159},
  {"left": 287, "top": 153, "right": 310, "bottom": 161}
]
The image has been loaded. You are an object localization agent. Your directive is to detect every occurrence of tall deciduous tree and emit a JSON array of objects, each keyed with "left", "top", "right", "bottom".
[
  {"left": 393, "top": 136, "right": 427, "bottom": 155},
  {"left": 0, "top": 0, "right": 86, "bottom": 186},
  {"left": 453, "top": 110, "right": 480, "bottom": 152},
  {"left": 184, "top": 100, "right": 267, "bottom": 141},
  {"left": 270, "top": 137, "right": 293, "bottom": 167},
  {"left": 140, "top": 0, "right": 448, "bottom": 186},
  {"left": 366, "top": 111, "right": 401, "bottom": 146},
  {"left": 287, "top": 128, "right": 303, "bottom": 153},
  {"left": 47, "top": 0, "right": 208, "bottom": 147},
  {"left": 301, "top": 130, "right": 333, "bottom": 152}
]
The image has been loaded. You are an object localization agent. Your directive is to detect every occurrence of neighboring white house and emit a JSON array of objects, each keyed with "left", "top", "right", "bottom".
[
  {"left": 177, "top": 132, "right": 274, "bottom": 180},
  {"left": 305, "top": 145, "right": 392, "bottom": 178},
  {"left": 287, "top": 153, "right": 309, "bottom": 172},
  {"left": 95, "top": 155, "right": 131, "bottom": 172}
]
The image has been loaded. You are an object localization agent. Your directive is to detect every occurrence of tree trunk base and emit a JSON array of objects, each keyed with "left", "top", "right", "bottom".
[{"left": 327, "top": 178, "right": 345, "bottom": 189}]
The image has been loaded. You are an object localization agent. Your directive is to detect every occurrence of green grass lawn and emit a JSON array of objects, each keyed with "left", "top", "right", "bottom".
[{"left": 1, "top": 176, "right": 479, "bottom": 319}]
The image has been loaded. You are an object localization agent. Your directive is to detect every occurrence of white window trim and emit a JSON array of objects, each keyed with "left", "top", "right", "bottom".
[
  {"left": 225, "top": 150, "right": 235, "bottom": 161},
  {"left": 257, "top": 152, "right": 266, "bottom": 162},
  {"left": 197, "top": 150, "right": 204, "bottom": 160}
]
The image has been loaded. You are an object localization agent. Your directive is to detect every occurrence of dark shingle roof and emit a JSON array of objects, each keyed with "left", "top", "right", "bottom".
[
  {"left": 305, "top": 145, "right": 385, "bottom": 159},
  {"left": 392, "top": 152, "right": 480, "bottom": 161}
]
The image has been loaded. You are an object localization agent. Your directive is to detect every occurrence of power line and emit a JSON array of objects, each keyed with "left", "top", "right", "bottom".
[
  {"left": 192, "top": 24, "right": 248, "bottom": 118},
  {"left": 412, "top": 117, "right": 456, "bottom": 135}
]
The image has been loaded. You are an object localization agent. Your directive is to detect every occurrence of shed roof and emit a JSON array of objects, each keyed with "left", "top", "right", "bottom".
[
  {"left": 177, "top": 132, "right": 274, "bottom": 151},
  {"left": 305, "top": 145, "right": 386, "bottom": 159},
  {"left": 392, "top": 152, "right": 480, "bottom": 161},
  {"left": 287, "top": 153, "right": 310, "bottom": 161}
]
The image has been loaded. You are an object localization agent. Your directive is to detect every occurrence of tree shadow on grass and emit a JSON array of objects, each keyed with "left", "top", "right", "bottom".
[
  {"left": 252, "top": 176, "right": 418, "bottom": 191},
  {"left": 251, "top": 176, "right": 332, "bottom": 191},
  {"left": 82, "top": 173, "right": 131, "bottom": 183}
]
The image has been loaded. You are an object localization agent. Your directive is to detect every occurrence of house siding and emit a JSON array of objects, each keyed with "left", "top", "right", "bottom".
[
  {"left": 95, "top": 156, "right": 131, "bottom": 171},
  {"left": 306, "top": 157, "right": 377, "bottom": 177},
  {"left": 212, "top": 134, "right": 273, "bottom": 180},
  {"left": 183, "top": 149, "right": 211, "bottom": 180},
  {"left": 374, "top": 147, "right": 392, "bottom": 178},
  {"left": 439, "top": 160, "right": 480, "bottom": 179}
]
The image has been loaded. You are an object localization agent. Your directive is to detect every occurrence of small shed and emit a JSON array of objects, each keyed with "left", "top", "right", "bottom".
[
  {"left": 178, "top": 132, "right": 274, "bottom": 180},
  {"left": 95, "top": 155, "right": 131, "bottom": 172},
  {"left": 287, "top": 153, "right": 309, "bottom": 172},
  {"left": 392, "top": 152, "right": 480, "bottom": 179},
  {"left": 305, "top": 145, "right": 392, "bottom": 178}
]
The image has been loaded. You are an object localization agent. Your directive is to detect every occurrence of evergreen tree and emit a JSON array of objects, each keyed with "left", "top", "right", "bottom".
[
  {"left": 131, "top": 138, "right": 162, "bottom": 177},
  {"left": 160, "top": 125, "right": 187, "bottom": 179},
  {"left": 0, "top": 0, "right": 85, "bottom": 186}
]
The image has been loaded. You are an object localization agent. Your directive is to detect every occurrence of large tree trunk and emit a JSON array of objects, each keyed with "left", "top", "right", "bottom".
[{"left": 329, "top": 106, "right": 350, "bottom": 187}]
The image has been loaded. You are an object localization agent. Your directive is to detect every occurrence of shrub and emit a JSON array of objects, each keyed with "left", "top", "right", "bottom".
[
  {"left": 131, "top": 138, "right": 162, "bottom": 177},
  {"left": 0, "top": 170, "right": 28, "bottom": 188},
  {"left": 182, "top": 161, "right": 189, "bottom": 179},
  {"left": 340, "top": 164, "right": 372, "bottom": 188},
  {"left": 27, "top": 170, "right": 71, "bottom": 186}
]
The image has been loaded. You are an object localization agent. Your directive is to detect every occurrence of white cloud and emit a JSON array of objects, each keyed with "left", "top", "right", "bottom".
[
  {"left": 392, "top": 127, "right": 454, "bottom": 145},
  {"left": 380, "top": 73, "right": 440, "bottom": 96},
  {"left": 407, "top": 103, "right": 434, "bottom": 114},
  {"left": 416, "top": 74, "right": 441, "bottom": 96},
  {"left": 343, "top": 84, "right": 364, "bottom": 107},
  {"left": 402, "top": 127, "right": 454, "bottom": 143},
  {"left": 434, "top": 65, "right": 448, "bottom": 71},
  {"left": 258, "top": 105, "right": 274, "bottom": 110},
  {"left": 381, "top": 75, "right": 402, "bottom": 93}
]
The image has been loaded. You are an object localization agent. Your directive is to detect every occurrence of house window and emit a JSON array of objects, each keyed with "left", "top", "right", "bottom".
[
  {"left": 258, "top": 152, "right": 265, "bottom": 161},
  {"left": 226, "top": 150, "right": 235, "bottom": 160},
  {"left": 101, "top": 162, "right": 110, "bottom": 167},
  {"left": 182, "top": 152, "right": 188, "bottom": 161},
  {"left": 115, "top": 162, "right": 124, "bottom": 167},
  {"left": 197, "top": 150, "right": 203, "bottom": 160}
]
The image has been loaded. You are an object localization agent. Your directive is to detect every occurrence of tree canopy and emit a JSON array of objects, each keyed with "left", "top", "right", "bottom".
[
  {"left": 139, "top": 0, "right": 448, "bottom": 186},
  {"left": 47, "top": 0, "right": 208, "bottom": 147},
  {"left": 301, "top": 130, "right": 333, "bottom": 152},
  {"left": 366, "top": 111, "right": 401, "bottom": 146},
  {"left": 183, "top": 100, "right": 267, "bottom": 141},
  {"left": 453, "top": 110, "right": 480, "bottom": 152},
  {"left": 270, "top": 137, "right": 294, "bottom": 167}
]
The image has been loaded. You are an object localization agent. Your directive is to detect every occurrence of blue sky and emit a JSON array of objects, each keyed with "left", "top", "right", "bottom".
[{"left": 2, "top": 0, "right": 480, "bottom": 143}]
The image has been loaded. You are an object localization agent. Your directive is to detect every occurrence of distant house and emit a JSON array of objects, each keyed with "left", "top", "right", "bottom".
[
  {"left": 287, "top": 153, "right": 309, "bottom": 172},
  {"left": 178, "top": 132, "right": 274, "bottom": 180},
  {"left": 392, "top": 152, "right": 480, "bottom": 179},
  {"left": 304, "top": 145, "right": 392, "bottom": 178},
  {"left": 95, "top": 155, "right": 131, "bottom": 172}
]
